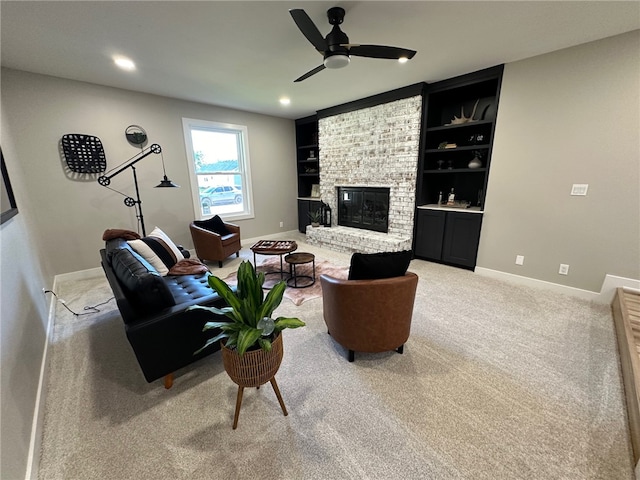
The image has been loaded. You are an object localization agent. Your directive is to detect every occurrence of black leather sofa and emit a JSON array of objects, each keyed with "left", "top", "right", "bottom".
[{"left": 100, "top": 237, "right": 226, "bottom": 388}]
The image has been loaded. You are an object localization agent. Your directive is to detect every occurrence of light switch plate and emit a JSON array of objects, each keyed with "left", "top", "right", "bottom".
[{"left": 571, "top": 184, "right": 589, "bottom": 196}]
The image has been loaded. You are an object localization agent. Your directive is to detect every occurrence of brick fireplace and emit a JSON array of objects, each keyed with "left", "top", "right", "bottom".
[{"left": 305, "top": 94, "right": 422, "bottom": 254}]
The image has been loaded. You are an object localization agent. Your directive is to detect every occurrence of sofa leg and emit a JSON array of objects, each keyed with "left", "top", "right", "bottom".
[
  {"left": 164, "top": 373, "right": 174, "bottom": 389},
  {"left": 348, "top": 350, "right": 355, "bottom": 362},
  {"left": 218, "top": 261, "right": 223, "bottom": 268},
  {"left": 396, "top": 345, "right": 404, "bottom": 355},
  {"left": 236, "top": 251, "right": 240, "bottom": 258}
]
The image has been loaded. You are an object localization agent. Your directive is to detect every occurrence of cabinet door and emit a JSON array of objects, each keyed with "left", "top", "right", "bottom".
[
  {"left": 298, "top": 200, "right": 310, "bottom": 233},
  {"left": 442, "top": 212, "right": 482, "bottom": 269},
  {"left": 414, "top": 209, "right": 446, "bottom": 260}
]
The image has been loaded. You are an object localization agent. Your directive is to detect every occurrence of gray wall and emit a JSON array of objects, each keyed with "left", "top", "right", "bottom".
[
  {"left": 1, "top": 69, "right": 298, "bottom": 275},
  {"left": 478, "top": 30, "right": 640, "bottom": 292},
  {"left": 1, "top": 107, "right": 51, "bottom": 480}
]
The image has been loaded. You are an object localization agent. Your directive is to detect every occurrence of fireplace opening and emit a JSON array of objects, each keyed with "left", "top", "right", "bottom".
[{"left": 337, "top": 187, "right": 390, "bottom": 233}]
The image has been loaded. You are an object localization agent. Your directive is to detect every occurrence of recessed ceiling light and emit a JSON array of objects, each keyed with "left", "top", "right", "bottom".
[
  {"left": 279, "top": 97, "right": 291, "bottom": 106},
  {"left": 398, "top": 57, "right": 409, "bottom": 64},
  {"left": 114, "top": 56, "right": 136, "bottom": 71}
]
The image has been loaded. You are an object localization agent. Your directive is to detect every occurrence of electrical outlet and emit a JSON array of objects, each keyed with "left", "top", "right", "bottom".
[
  {"left": 571, "top": 184, "right": 588, "bottom": 196},
  {"left": 559, "top": 264, "right": 570, "bottom": 275},
  {"left": 515, "top": 255, "right": 524, "bottom": 265},
  {"left": 42, "top": 287, "right": 46, "bottom": 293},
  {"left": 279, "top": 221, "right": 284, "bottom": 228}
]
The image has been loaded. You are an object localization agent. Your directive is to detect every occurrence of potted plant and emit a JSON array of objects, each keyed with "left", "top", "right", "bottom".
[
  {"left": 308, "top": 209, "right": 322, "bottom": 227},
  {"left": 189, "top": 260, "right": 305, "bottom": 428}
]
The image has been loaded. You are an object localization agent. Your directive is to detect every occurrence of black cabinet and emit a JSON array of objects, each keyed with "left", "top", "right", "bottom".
[
  {"left": 297, "top": 199, "right": 322, "bottom": 233},
  {"left": 414, "top": 208, "right": 482, "bottom": 269}
]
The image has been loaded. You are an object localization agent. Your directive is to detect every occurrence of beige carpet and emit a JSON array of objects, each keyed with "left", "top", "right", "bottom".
[
  {"left": 38, "top": 234, "right": 634, "bottom": 479},
  {"left": 222, "top": 256, "right": 349, "bottom": 306}
]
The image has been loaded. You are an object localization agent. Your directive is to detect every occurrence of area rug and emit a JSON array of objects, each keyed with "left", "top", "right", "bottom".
[{"left": 220, "top": 256, "right": 349, "bottom": 306}]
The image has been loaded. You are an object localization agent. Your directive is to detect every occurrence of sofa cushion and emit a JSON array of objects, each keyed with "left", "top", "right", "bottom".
[
  {"left": 348, "top": 250, "right": 412, "bottom": 280},
  {"left": 127, "top": 227, "right": 184, "bottom": 276},
  {"left": 110, "top": 248, "right": 175, "bottom": 320},
  {"left": 194, "top": 215, "right": 230, "bottom": 235}
]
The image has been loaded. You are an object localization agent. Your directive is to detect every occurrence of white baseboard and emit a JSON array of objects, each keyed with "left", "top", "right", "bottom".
[
  {"left": 475, "top": 268, "right": 640, "bottom": 304},
  {"left": 24, "top": 276, "right": 59, "bottom": 479}
]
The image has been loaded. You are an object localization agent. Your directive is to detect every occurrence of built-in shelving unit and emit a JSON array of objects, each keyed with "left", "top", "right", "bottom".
[
  {"left": 414, "top": 65, "right": 503, "bottom": 269},
  {"left": 295, "top": 115, "right": 321, "bottom": 232}
]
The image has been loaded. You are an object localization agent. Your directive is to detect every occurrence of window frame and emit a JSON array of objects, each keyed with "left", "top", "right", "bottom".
[{"left": 182, "top": 117, "right": 254, "bottom": 221}]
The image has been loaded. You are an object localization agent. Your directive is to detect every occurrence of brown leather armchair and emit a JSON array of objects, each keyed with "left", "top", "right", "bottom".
[
  {"left": 320, "top": 272, "right": 419, "bottom": 362},
  {"left": 189, "top": 220, "right": 241, "bottom": 267}
]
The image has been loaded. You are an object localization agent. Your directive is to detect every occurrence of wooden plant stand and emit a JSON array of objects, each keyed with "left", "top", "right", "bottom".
[{"left": 221, "top": 333, "right": 288, "bottom": 429}]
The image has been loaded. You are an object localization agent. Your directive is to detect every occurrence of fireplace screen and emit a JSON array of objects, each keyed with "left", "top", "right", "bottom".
[{"left": 337, "top": 187, "right": 390, "bottom": 233}]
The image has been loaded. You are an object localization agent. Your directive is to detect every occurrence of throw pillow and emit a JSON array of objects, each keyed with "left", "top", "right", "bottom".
[
  {"left": 127, "top": 227, "right": 184, "bottom": 276},
  {"left": 348, "top": 250, "right": 412, "bottom": 280},
  {"left": 194, "top": 215, "right": 230, "bottom": 236},
  {"left": 128, "top": 239, "right": 171, "bottom": 276},
  {"left": 147, "top": 227, "right": 185, "bottom": 263}
]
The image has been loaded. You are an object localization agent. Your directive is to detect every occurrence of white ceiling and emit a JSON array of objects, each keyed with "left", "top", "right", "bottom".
[{"left": 2, "top": 1, "right": 639, "bottom": 119}]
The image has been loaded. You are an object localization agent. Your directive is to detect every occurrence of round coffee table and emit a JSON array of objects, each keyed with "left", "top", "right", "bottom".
[
  {"left": 284, "top": 252, "right": 315, "bottom": 288},
  {"left": 250, "top": 240, "right": 298, "bottom": 282}
]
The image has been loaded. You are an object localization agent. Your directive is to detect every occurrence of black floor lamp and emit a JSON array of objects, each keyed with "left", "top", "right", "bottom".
[{"left": 97, "top": 144, "right": 179, "bottom": 236}]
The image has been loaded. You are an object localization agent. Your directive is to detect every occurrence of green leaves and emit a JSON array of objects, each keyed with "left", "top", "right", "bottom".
[
  {"left": 274, "top": 317, "right": 306, "bottom": 332},
  {"left": 191, "top": 260, "right": 305, "bottom": 357}
]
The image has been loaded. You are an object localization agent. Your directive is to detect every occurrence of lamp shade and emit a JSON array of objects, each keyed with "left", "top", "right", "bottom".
[{"left": 156, "top": 175, "right": 179, "bottom": 188}]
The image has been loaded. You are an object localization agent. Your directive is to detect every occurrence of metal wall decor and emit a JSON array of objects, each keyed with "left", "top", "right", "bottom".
[
  {"left": 61, "top": 133, "right": 107, "bottom": 173},
  {"left": 125, "top": 125, "right": 148, "bottom": 146}
]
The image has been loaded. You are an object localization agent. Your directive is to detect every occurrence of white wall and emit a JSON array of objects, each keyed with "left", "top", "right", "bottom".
[
  {"left": 1, "top": 69, "right": 297, "bottom": 275},
  {"left": 478, "top": 30, "right": 640, "bottom": 292}
]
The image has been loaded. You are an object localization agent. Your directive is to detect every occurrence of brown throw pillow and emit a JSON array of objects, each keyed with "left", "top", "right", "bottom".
[{"left": 102, "top": 229, "right": 141, "bottom": 241}]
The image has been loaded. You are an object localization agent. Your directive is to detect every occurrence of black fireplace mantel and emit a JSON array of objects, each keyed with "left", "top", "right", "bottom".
[{"left": 337, "top": 186, "right": 390, "bottom": 233}]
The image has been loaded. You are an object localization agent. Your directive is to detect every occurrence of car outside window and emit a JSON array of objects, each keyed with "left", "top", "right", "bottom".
[{"left": 182, "top": 118, "right": 254, "bottom": 220}]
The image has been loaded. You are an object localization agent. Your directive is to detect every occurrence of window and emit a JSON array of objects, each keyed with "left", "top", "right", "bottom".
[{"left": 182, "top": 118, "right": 254, "bottom": 220}]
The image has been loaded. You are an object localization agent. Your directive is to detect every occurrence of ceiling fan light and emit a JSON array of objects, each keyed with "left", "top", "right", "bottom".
[
  {"left": 398, "top": 57, "right": 409, "bottom": 64},
  {"left": 324, "top": 54, "right": 350, "bottom": 69}
]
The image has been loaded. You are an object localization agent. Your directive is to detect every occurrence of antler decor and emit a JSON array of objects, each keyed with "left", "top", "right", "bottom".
[{"left": 446, "top": 99, "right": 480, "bottom": 125}]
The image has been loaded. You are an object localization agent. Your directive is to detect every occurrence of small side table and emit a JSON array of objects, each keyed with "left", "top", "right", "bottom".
[{"left": 284, "top": 252, "right": 316, "bottom": 288}]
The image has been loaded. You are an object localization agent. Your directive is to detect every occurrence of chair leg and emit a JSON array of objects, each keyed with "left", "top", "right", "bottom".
[
  {"left": 218, "top": 261, "right": 223, "bottom": 268},
  {"left": 270, "top": 377, "right": 288, "bottom": 417},
  {"left": 348, "top": 350, "right": 355, "bottom": 362},
  {"left": 163, "top": 373, "right": 174, "bottom": 389},
  {"left": 233, "top": 386, "right": 244, "bottom": 430},
  {"left": 396, "top": 345, "right": 404, "bottom": 355}
]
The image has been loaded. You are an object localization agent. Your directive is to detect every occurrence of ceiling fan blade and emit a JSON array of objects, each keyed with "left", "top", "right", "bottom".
[
  {"left": 294, "top": 64, "right": 326, "bottom": 83},
  {"left": 289, "top": 9, "right": 327, "bottom": 52},
  {"left": 349, "top": 45, "right": 417, "bottom": 60}
]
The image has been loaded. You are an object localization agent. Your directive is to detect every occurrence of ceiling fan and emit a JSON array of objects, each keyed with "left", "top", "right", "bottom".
[{"left": 289, "top": 7, "right": 417, "bottom": 82}]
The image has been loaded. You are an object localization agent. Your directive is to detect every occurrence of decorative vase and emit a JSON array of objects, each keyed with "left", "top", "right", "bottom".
[
  {"left": 468, "top": 156, "right": 482, "bottom": 169},
  {"left": 222, "top": 332, "right": 283, "bottom": 388}
]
